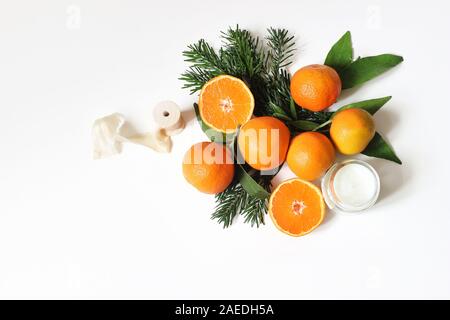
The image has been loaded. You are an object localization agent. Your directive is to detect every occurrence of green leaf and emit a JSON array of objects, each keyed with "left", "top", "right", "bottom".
[
  {"left": 290, "top": 119, "right": 320, "bottom": 131},
  {"left": 289, "top": 98, "right": 297, "bottom": 120},
  {"left": 273, "top": 113, "right": 292, "bottom": 121},
  {"left": 362, "top": 132, "right": 402, "bottom": 164},
  {"left": 334, "top": 96, "right": 392, "bottom": 116},
  {"left": 325, "top": 31, "right": 353, "bottom": 73},
  {"left": 269, "top": 102, "right": 289, "bottom": 117},
  {"left": 193, "top": 103, "right": 228, "bottom": 143},
  {"left": 236, "top": 165, "right": 270, "bottom": 199},
  {"left": 341, "top": 54, "right": 404, "bottom": 89}
]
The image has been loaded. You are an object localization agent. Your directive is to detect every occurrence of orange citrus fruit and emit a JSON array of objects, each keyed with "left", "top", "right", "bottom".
[
  {"left": 237, "top": 116, "right": 290, "bottom": 171},
  {"left": 330, "top": 108, "right": 376, "bottom": 155},
  {"left": 199, "top": 75, "right": 254, "bottom": 133},
  {"left": 290, "top": 64, "right": 342, "bottom": 112},
  {"left": 269, "top": 178, "right": 326, "bottom": 237},
  {"left": 286, "top": 132, "right": 335, "bottom": 181},
  {"left": 182, "top": 142, "right": 235, "bottom": 194}
]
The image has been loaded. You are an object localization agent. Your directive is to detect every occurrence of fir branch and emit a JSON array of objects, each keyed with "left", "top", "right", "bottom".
[
  {"left": 262, "top": 29, "right": 296, "bottom": 118},
  {"left": 265, "top": 68, "right": 292, "bottom": 118},
  {"left": 266, "top": 28, "right": 296, "bottom": 71},
  {"left": 220, "top": 26, "right": 267, "bottom": 79},
  {"left": 211, "top": 173, "right": 272, "bottom": 228},
  {"left": 240, "top": 173, "right": 271, "bottom": 227},
  {"left": 241, "top": 194, "right": 267, "bottom": 227},
  {"left": 211, "top": 181, "right": 245, "bottom": 228},
  {"left": 180, "top": 39, "right": 226, "bottom": 94},
  {"left": 183, "top": 39, "right": 225, "bottom": 73},
  {"left": 179, "top": 66, "right": 216, "bottom": 94}
]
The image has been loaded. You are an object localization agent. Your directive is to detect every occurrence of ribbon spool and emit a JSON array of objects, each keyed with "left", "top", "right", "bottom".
[{"left": 152, "top": 101, "right": 185, "bottom": 136}]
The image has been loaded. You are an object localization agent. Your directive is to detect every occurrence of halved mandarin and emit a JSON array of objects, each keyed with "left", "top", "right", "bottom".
[
  {"left": 269, "top": 178, "right": 326, "bottom": 237},
  {"left": 198, "top": 75, "right": 254, "bottom": 133}
]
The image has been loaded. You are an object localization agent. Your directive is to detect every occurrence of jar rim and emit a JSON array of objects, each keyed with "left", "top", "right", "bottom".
[{"left": 321, "top": 159, "right": 380, "bottom": 214}]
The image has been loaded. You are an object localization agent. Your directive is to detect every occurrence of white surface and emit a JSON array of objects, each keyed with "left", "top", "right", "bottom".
[{"left": 0, "top": 0, "right": 449, "bottom": 299}]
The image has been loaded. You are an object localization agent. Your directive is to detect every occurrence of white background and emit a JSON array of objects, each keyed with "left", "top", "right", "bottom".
[{"left": 0, "top": 0, "right": 449, "bottom": 299}]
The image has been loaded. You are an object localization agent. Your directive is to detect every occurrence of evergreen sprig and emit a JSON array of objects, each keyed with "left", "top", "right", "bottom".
[
  {"left": 211, "top": 181, "right": 243, "bottom": 228},
  {"left": 212, "top": 174, "right": 271, "bottom": 228},
  {"left": 266, "top": 28, "right": 296, "bottom": 72},
  {"left": 240, "top": 175, "right": 272, "bottom": 227}
]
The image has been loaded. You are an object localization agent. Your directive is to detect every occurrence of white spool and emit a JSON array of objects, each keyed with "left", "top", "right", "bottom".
[{"left": 152, "top": 101, "right": 185, "bottom": 136}]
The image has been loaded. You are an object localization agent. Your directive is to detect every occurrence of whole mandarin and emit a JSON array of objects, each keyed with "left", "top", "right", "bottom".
[
  {"left": 182, "top": 142, "right": 234, "bottom": 194},
  {"left": 238, "top": 116, "right": 290, "bottom": 171},
  {"left": 330, "top": 108, "right": 375, "bottom": 155},
  {"left": 286, "top": 132, "right": 336, "bottom": 181},
  {"left": 290, "top": 64, "right": 342, "bottom": 112}
]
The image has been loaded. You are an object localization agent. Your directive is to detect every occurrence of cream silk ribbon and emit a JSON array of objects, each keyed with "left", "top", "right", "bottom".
[{"left": 92, "top": 101, "right": 185, "bottom": 159}]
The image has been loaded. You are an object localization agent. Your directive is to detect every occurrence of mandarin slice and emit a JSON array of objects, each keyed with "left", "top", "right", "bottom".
[
  {"left": 269, "top": 178, "right": 325, "bottom": 237},
  {"left": 199, "top": 75, "right": 254, "bottom": 133}
]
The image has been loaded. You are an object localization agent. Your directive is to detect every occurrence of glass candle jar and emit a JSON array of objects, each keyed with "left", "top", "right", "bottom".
[{"left": 321, "top": 159, "right": 380, "bottom": 214}]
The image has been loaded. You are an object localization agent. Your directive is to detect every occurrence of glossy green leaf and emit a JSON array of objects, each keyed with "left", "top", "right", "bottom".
[
  {"left": 341, "top": 54, "right": 404, "bottom": 89},
  {"left": 325, "top": 31, "right": 353, "bottom": 73},
  {"left": 269, "top": 102, "right": 289, "bottom": 117},
  {"left": 236, "top": 165, "right": 270, "bottom": 199},
  {"left": 290, "top": 119, "right": 320, "bottom": 131},
  {"left": 334, "top": 96, "right": 392, "bottom": 116},
  {"left": 273, "top": 113, "right": 292, "bottom": 121},
  {"left": 362, "top": 132, "right": 402, "bottom": 164}
]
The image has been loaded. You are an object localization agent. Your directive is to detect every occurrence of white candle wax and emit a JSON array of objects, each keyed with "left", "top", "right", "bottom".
[
  {"left": 322, "top": 159, "right": 380, "bottom": 213},
  {"left": 332, "top": 163, "right": 378, "bottom": 208}
]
